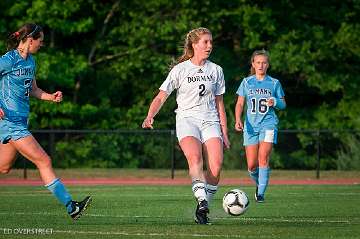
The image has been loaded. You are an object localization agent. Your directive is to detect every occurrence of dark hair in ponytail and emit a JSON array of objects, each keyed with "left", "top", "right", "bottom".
[{"left": 7, "top": 23, "right": 43, "bottom": 51}]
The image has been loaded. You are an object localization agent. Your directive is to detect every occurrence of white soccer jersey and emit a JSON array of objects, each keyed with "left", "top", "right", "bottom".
[{"left": 159, "top": 59, "right": 225, "bottom": 121}]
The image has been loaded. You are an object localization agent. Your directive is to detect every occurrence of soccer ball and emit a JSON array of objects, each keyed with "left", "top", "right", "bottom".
[{"left": 222, "top": 189, "right": 249, "bottom": 216}]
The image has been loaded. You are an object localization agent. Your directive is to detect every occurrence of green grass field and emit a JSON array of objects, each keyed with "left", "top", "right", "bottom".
[{"left": 0, "top": 184, "right": 359, "bottom": 239}]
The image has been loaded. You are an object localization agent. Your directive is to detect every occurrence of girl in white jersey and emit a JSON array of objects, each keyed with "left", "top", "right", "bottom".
[
  {"left": 142, "top": 27, "right": 230, "bottom": 225},
  {"left": 0, "top": 23, "right": 91, "bottom": 220},
  {"left": 234, "top": 50, "right": 286, "bottom": 203}
]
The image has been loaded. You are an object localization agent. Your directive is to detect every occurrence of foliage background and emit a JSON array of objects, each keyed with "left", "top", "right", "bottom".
[{"left": 1, "top": 0, "right": 359, "bottom": 169}]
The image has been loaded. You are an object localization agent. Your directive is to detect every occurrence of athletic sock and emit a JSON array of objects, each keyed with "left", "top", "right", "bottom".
[
  {"left": 248, "top": 167, "right": 259, "bottom": 185},
  {"left": 205, "top": 184, "right": 218, "bottom": 205},
  {"left": 45, "top": 178, "right": 73, "bottom": 212},
  {"left": 192, "top": 180, "right": 207, "bottom": 202},
  {"left": 258, "top": 167, "right": 270, "bottom": 197}
]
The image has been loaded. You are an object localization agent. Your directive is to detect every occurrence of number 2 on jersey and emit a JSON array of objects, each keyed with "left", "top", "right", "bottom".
[
  {"left": 199, "top": 84, "right": 206, "bottom": 96},
  {"left": 250, "top": 98, "right": 268, "bottom": 114}
]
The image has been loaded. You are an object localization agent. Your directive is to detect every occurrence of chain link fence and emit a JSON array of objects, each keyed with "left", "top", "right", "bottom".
[{"left": 13, "top": 129, "right": 360, "bottom": 179}]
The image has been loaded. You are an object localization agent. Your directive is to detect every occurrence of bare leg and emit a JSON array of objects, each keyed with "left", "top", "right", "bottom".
[
  {"left": 203, "top": 137, "right": 223, "bottom": 204},
  {"left": 203, "top": 137, "right": 223, "bottom": 185},
  {"left": 9, "top": 135, "right": 56, "bottom": 185},
  {"left": 245, "top": 144, "right": 259, "bottom": 171},
  {"left": 258, "top": 142, "right": 273, "bottom": 167},
  {"left": 9, "top": 135, "right": 77, "bottom": 212},
  {"left": 179, "top": 136, "right": 204, "bottom": 181},
  {"left": 257, "top": 142, "right": 273, "bottom": 198},
  {"left": 180, "top": 136, "right": 210, "bottom": 224},
  {"left": 245, "top": 144, "right": 260, "bottom": 187},
  {"left": 179, "top": 136, "right": 207, "bottom": 202},
  {"left": 0, "top": 143, "right": 18, "bottom": 174}
]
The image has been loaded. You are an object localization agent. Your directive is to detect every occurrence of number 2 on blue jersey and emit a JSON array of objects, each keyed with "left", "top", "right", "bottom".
[{"left": 24, "top": 79, "right": 31, "bottom": 97}]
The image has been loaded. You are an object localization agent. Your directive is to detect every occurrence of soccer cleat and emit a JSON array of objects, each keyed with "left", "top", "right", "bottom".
[
  {"left": 255, "top": 194, "right": 265, "bottom": 203},
  {"left": 194, "top": 199, "right": 210, "bottom": 225},
  {"left": 68, "top": 196, "right": 92, "bottom": 220},
  {"left": 255, "top": 193, "right": 265, "bottom": 203}
]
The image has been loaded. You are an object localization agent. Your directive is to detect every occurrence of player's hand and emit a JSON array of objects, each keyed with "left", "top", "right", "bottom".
[
  {"left": 142, "top": 117, "right": 154, "bottom": 129},
  {"left": 52, "top": 91, "right": 63, "bottom": 103},
  {"left": 267, "top": 97, "right": 275, "bottom": 107},
  {"left": 234, "top": 121, "right": 243, "bottom": 132},
  {"left": 223, "top": 134, "right": 231, "bottom": 149},
  {"left": 0, "top": 108, "right": 4, "bottom": 119}
]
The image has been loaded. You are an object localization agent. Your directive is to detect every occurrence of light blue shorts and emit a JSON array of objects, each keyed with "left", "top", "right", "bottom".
[
  {"left": 243, "top": 126, "right": 278, "bottom": 146},
  {"left": 176, "top": 117, "right": 222, "bottom": 143},
  {"left": 0, "top": 116, "right": 31, "bottom": 144}
]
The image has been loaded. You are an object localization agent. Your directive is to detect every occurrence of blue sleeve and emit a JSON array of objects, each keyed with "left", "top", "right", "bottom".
[
  {"left": 236, "top": 79, "right": 246, "bottom": 96},
  {"left": 0, "top": 55, "right": 13, "bottom": 75},
  {"left": 274, "top": 81, "right": 285, "bottom": 98},
  {"left": 273, "top": 81, "right": 286, "bottom": 110}
]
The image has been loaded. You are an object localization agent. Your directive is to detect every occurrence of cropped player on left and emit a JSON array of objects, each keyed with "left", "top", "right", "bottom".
[{"left": 0, "top": 23, "right": 91, "bottom": 220}]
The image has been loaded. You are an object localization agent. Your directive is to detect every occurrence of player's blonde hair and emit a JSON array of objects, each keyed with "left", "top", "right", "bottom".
[
  {"left": 249, "top": 49, "right": 270, "bottom": 75},
  {"left": 176, "top": 27, "right": 212, "bottom": 64}
]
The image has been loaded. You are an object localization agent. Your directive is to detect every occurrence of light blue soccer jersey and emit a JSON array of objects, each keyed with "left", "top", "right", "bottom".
[
  {"left": 236, "top": 75, "right": 285, "bottom": 130},
  {"left": 0, "top": 50, "right": 35, "bottom": 119}
]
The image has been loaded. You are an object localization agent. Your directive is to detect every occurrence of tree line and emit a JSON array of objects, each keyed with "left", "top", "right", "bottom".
[{"left": 1, "top": 0, "right": 359, "bottom": 169}]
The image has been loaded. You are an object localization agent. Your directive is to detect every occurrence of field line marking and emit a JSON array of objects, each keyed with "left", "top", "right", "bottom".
[{"left": 0, "top": 212, "right": 354, "bottom": 224}]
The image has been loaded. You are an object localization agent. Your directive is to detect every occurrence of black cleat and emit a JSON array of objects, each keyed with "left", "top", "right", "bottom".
[
  {"left": 194, "top": 200, "right": 210, "bottom": 225},
  {"left": 68, "top": 196, "right": 92, "bottom": 220},
  {"left": 255, "top": 191, "right": 265, "bottom": 203}
]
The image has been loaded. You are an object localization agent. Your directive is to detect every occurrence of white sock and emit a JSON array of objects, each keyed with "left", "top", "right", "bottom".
[{"left": 192, "top": 180, "right": 207, "bottom": 202}]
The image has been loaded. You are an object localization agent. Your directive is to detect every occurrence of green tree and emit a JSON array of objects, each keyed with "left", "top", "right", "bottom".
[{"left": 1, "top": 0, "right": 359, "bottom": 169}]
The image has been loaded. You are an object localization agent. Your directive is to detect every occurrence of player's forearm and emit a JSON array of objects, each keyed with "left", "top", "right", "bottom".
[
  {"left": 216, "top": 96, "right": 228, "bottom": 135},
  {"left": 219, "top": 111, "right": 228, "bottom": 135},
  {"left": 30, "top": 88, "right": 54, "bottom": 101},
  {"left": 147, "top": 100, "right": 162, "bottom": 119},
  {"left": 234, "top": 102, "right": 244, "bottom": 123},
  {"left": 146, "top": 95, "right": 167, "bottom": 119}
]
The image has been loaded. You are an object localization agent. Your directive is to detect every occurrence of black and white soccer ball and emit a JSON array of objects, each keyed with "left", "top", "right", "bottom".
[{"left": 222, "top": 189, "right": 249, "bottom": 216}]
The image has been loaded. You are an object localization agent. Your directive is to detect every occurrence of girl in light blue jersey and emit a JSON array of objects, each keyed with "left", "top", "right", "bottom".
[
  {"left": 235, "top": 50, "right": 286, "bottom": 203},
  {"left": 0, "top": 23, "right": 91, "bottom": 220}
]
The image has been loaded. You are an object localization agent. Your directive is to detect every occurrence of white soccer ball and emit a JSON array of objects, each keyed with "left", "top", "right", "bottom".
[{"left": 222, "top": 189, "right": 249, "bottom": 216}]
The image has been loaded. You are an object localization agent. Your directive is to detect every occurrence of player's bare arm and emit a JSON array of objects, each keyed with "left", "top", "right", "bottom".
[
  {"left": 142, "top": 90, "right": 168, "bottom": 129},
  {"left": 234, "top": 96, "right": 245, "bottom": 131},
  {"left": 30, "top": 79, "right": 63, "bottom": 102},
  {"left": 215, "top": 95, "right": 230, "bottom": 149}
]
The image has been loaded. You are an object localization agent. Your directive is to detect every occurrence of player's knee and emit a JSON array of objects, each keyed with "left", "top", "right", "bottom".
[
  {"left": 0, "top": 167, "right": 11, "bottom": 174},
  {"left": 35, "top": 155, "right": 53, "bottom": 169},
  {"left": 258, "top": 157, "right": 269, "bottom": 167},
  {"left": 186, "top": 154, "right": 202, "bottom": 165}
]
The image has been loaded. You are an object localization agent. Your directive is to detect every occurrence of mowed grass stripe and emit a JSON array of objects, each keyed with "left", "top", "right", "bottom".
[
  {"left": 0, "top": 227, "right": 350, "bottom": 239},
  {"left": 0, "top": 185, "right": 359, "bottom": 239},
  {"left": 0, "top": 212, "right": 354, "bottom": 224}
]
